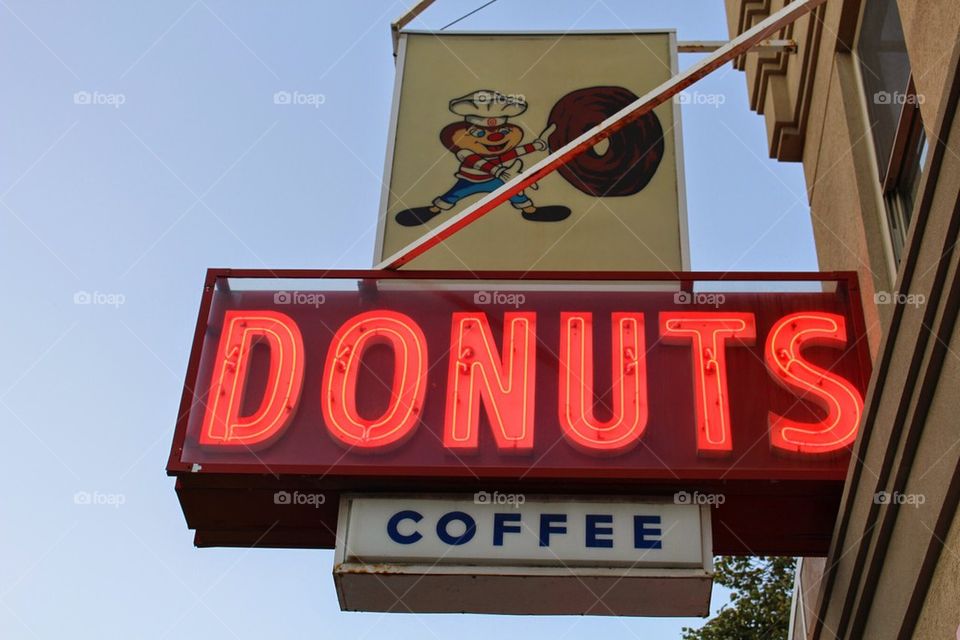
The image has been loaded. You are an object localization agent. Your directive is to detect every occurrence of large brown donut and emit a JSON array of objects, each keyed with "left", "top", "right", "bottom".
[{"left": 547, "top": 86, "right": 665, "bottom": 197}]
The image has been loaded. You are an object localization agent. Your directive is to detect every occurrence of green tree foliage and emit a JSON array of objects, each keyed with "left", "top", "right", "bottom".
[{"left": 682, "top": 556, "right": 797, "bottom": 640}]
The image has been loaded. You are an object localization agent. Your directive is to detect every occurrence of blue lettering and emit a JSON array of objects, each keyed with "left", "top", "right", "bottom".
[
  {"left": 539, "top": 513, "right": 567, "bottom": 547},
  {"left": 493, "top": 512, "right": 522, "bottom": 546},
  {"left": 436, "top": 511, "right": 476, "bottom": 546},
  {"left": 633, "top": 515, "right": 662, "bottom": 549},
  {"left": 387, "top": 510, "right": 423, "bottom": 544},
  {"left": 585, "top": 514, "right": 614, "bottom": 548}
]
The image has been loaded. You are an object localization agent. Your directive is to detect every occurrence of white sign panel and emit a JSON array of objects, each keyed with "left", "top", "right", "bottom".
[
  {"left": 343, "top": 495, "right": 704, "bottom": 568},
  {"left": 334, "top": 494, "right": 713, "bottom": 616}
]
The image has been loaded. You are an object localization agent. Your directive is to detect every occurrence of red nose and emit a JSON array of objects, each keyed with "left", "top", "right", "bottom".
[{"left": 486, "top": 132, "right": 505, "bottom": 142}]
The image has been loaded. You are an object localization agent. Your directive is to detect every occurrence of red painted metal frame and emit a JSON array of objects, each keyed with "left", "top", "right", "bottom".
[
  {"left": 167, "top": 268, "right": 869, "bottom": 475},
  {"left": 190, "top": 268, "right": 854, "bottom": 280},
  {"left": 167, "top": 269, "right": 871, "bottom": 555}
]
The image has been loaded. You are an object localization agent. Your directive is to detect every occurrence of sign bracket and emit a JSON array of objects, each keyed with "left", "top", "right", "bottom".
[{"left": 391, "top": 2, "right": 799, "bottom": 56}]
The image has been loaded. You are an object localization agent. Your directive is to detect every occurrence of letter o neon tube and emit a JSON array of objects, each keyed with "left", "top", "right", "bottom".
[{"left": 322, "top": 310, "right": 428, "bottom": 449}]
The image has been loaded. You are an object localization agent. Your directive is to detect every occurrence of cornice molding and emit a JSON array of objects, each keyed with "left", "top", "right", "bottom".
[{"left": 731, "top": 0, "right": 825, "bottom": 161}]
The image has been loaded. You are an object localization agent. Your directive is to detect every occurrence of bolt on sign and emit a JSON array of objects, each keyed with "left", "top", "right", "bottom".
[
  {"left": 168, "top": 270, "right": 870, "bottom": 575},
  {"left": 373, "top": 31, "right": 689, "bottom": 270}
]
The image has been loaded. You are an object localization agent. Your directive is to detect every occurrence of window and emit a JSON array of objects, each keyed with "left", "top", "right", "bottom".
[{"left": 857, "top": 0, "right": 927, "bottom": 263}]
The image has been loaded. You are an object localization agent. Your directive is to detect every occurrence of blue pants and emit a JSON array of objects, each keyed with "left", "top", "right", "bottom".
[{"left": 435, "top": 178, "right": 531, "bottom": 209}]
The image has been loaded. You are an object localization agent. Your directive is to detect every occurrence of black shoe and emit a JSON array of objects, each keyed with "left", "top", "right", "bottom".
[
  {"left": 521, "top": 205, "right": 571, "bottom": 222},
  {"left": 395, "top": 206, "right": 443, "bottom": 227}
]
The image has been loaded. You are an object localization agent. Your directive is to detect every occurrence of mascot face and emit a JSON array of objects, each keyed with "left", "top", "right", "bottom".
[{"left": 451, "top": 123, "right": 524, "bottom": 155}]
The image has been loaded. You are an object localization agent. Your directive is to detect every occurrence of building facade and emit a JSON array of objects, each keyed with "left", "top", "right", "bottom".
[{"left": 724, "top": 0, "right": 960, "bottom": 638}]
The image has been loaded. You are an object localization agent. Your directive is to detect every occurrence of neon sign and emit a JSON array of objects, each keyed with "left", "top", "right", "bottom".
[
  {"left": 558, "top": 312, "right": 648, "bottom": 454},
  {"left": 195, "top": 306, "right": 863, "bottom": 459},
  {"left": 444, "top": 312, "right": 537, "bottom": 454},
  {"left": 198, "top": 310, "right": 304, "bottom": 448},
  {"left": 765, "top": 312, "right": 863, "bottom": 456},
  {"left": 321, "top": 310, "right": 428, "bottom": 450},
  {"left": 659, "top": 312, "right": 756, "bottom": 456},
  {"left": 169, "top": 271, "right": 872, "bottom": 556}
]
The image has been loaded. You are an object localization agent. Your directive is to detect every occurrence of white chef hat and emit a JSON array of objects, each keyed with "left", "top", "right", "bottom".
[{"left": 449, "top": 90, "right": 528, "bottom": 126}]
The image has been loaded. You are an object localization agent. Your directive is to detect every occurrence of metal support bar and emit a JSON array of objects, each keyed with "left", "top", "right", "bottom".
[
  {"left": 207, "top": 267, "right": 858, "bottom": 283},
  {"left": 678, "top": 38, "right": 797, "bottom": 54},
  {"left": 391, "top": 0, "right": 439, "bottom": 56},
  {"left": 378, "top": 0, "right": 826, "bottom": 270},
  {"left": 390, "top": 3, "right": 797, "bottom": 56}
]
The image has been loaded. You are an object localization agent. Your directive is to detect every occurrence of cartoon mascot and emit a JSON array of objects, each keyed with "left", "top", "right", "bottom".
[{"left": 394, "top": 90, "right": 571, "bottom": 227}]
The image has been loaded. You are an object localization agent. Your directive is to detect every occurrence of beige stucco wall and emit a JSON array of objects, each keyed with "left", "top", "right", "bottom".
[
  {"left": 805, "top": 54, "right": 893, "bottom": 357},
  {"left": 798, "top": 557, "right": 826, "bottom": 639},
  {"left": 897, "top": 0, "right": 960, "bottom": 138},
  {"left": 725, "top": 1, "right": 960, "bottom": 639},
  {"left": 912, "top": 498, "right": 960, "bottom": 639}
]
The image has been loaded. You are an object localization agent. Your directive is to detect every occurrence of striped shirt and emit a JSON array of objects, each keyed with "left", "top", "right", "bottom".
[{"left": 455, "top": 143, "right": 539, "bottom": 182}]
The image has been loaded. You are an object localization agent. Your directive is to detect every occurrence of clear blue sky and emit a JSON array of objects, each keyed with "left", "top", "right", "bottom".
[{"left": 1, "top": 1, "right": 816, "bottom": 637}]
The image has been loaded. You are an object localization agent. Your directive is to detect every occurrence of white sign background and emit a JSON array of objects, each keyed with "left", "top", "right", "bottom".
[{"left": 342, "top": 495, "right": 706, "bottom": 568}]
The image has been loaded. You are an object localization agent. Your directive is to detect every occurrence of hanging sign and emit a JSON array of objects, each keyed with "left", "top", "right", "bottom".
[
  {"left": 374, "top": 31, "right": 688, "bottom": 270},
  {"left": 334, "top": 495, "right": 713, "bottom": 616},
  {"left": 167, "top": 270, "right": 870, "bottom": 557}
]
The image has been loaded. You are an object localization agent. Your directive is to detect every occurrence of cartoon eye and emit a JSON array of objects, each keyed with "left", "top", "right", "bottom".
[
  {"left": 470, "top": 130, "right": 485, "bottom": 138},
  {"left": 498, "top": 128, "right": 511, "bottom": 135}
]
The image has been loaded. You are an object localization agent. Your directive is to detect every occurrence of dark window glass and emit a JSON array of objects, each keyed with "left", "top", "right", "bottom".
[
  {"left": 857, "top": 0, "right": 911, "bottom": 182},
  {"left": 897, "top": 122, "right": 926, "bottom": 225},
  {"left": 858, "top": 0, "right": 927, "bottom": 264},
  {"left": 884, "top": 110, "right": 927, "bottom": 262}
]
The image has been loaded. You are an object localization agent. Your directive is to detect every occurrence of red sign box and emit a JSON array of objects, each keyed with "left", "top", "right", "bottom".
[{"left": 168, "top": 270, "right": 871, "bottom": 555}]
